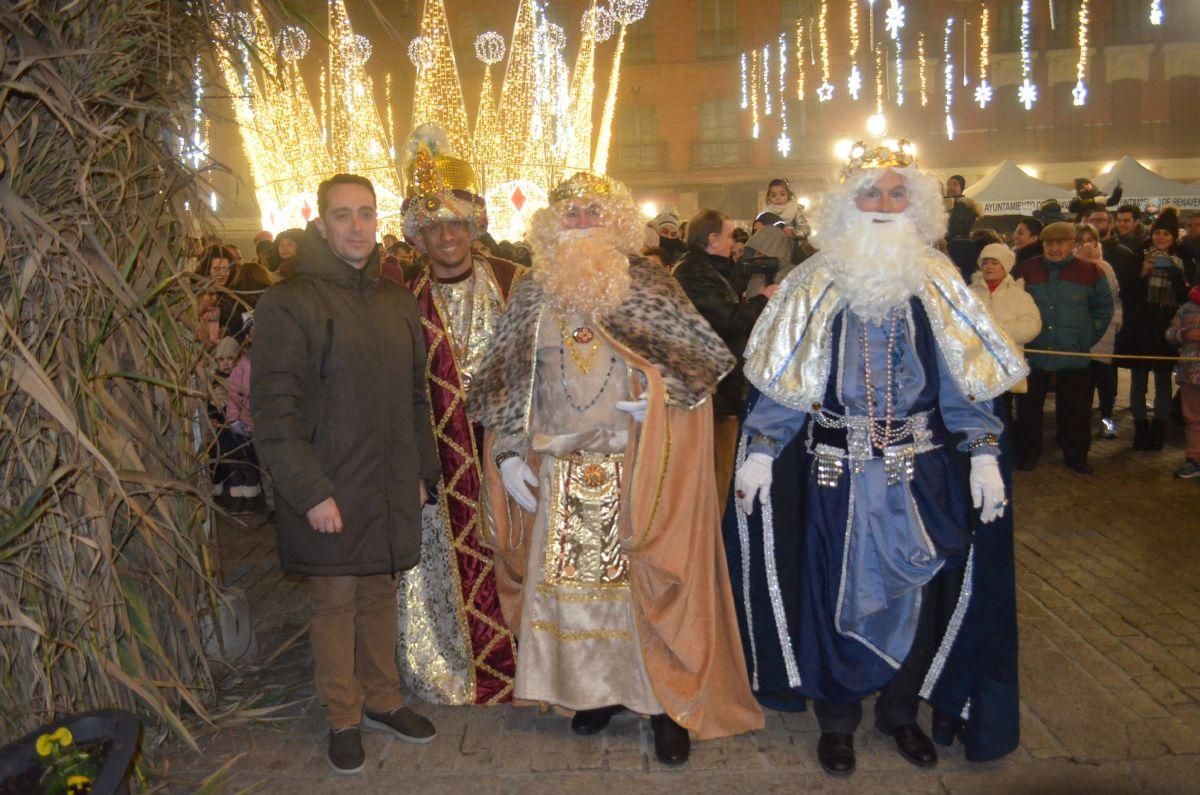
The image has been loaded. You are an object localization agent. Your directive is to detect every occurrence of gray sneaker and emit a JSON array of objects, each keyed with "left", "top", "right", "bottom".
[
  {"left": 1175, "top": 460, "right": 1200, "bottom": 479},
  {"left": 363, "top": 706, "right": 437, "bottom": 744},
  {"left": 328, "top": 726, "right": 364, "bottom": 774}
]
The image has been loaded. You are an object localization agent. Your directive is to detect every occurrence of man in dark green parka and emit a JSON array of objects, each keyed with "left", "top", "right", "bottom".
[{"left": 251, "top": 173, "right": 442, "bottom": 775}]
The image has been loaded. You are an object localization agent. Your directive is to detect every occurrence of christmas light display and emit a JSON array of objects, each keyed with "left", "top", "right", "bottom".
[
  {"left": 582, "top": 6, "right": 615, "bottom": 43},
  {"left": 1074, "top": 0, "right": 1090, "bottom": 105},
  {"left": 817, "top": 0, "right": 833, "bottom": 101},
  {"left": 943, "top": 17, "right": 955, "bottom": 141},
  {"left": 472, "top": 32, "right": 504, "bottom": 177},
  {"left": 741, "top": 51, "right": 749, "bottom": 109},
  {"left": 410, "top": 0, "right": 471, "bottom": 157},
  {"left": 1149, "top": 1, "right": 1163, "bottom": 26},
  {"left": 408, "top": 36, "right": 431, "bottom": 68},
  {"left": 975, "top": 5, "right": 992, "bottom": 108},
  {"left": 276, "top": 24, "right": 309, "bottom": 61},
  {"left": 593, "top": 0, "right": 648, "bottom": 175},
  {"left": 1018, "top": 0, "right": 1037, "bottom": 109}
]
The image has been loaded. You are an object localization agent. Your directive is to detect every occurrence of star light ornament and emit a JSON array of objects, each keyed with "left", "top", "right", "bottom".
[
  {"left": 1072, "top": 80, "right": 1087, "bottom": 105},
  {"left": 817, "top": 81, "right": 834, "bottom": 102}
]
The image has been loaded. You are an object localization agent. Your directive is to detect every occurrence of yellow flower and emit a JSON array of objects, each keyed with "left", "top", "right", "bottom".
[
  {"left": 35, "top": 726, "right": 74, "bottom": 756},
  {"left": 66, "top": 775, "right": 94, "bottom": 794}
]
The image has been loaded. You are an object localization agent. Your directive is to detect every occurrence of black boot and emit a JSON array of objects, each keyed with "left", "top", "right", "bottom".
[
  {"left": 1149, "top": 420, "right": 1166, "bottom": 451},
  {"left": 650, "top": 714, "right": 690, "bottom": 765},
  {"left": 1133, "top": 420, "right": 1151, "bottom": 450},
  {"left": 570, "top": 705, "right": 623, "bottom": 735},
  {"left": 817, "top": 732, "right": 856, "bottom": 776}
]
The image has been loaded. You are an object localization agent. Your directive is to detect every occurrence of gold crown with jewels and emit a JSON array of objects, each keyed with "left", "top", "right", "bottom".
[{"left": 840, "top": 139, "right": 917, "bottom": 181}]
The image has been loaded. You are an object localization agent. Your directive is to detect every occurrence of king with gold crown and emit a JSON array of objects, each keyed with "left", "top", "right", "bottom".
[
  {"left": 726, "top": 139, "right": 1026, "bottom": 775},
  {"left": 389, "top": 124, "right": 522, "bottom": 706},
  {"left": 465, "top": 171, "right": 764, "bottom": 764}
]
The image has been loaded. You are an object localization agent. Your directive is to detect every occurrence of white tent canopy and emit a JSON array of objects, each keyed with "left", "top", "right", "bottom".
[
  {"left": 1095, "top": 156, "right": 1200, "bottom": 210},
  {"left": 963, "top": 160, "right": 1072, "bottom": 215}
]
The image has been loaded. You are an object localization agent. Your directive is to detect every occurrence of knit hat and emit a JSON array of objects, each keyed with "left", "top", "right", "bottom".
[
  {"left": 652, "top": 212, "right": 680, "bottom": 234},
  {"left": 1040, "top": 221, "right": 1076, "bottom": 242},
  {"left": 1150, "top": 206, "right": 1181, "bottom": 239},
  {"left": 1073, "top": 178, "right": 1093, "bottom": 192},
  {"left": 978, "top": 242, "right": 1016, "bottom": 273}
]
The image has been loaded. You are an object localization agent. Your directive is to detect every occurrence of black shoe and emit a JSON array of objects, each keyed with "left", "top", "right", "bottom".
[
  {"left": 879, "top": 722, "right": 938, "bottom": 768},
  {"left": 817, "top": 732, "right": 855, "bottom": 776},
  {"left": 1133, "top": 420, "right": 1151, "bottom": 450},
  {"left": 570, "top": 705, "right": 623, "bottom": 736},
  {"left": 1149, "top": 420, "right": 1166, "bottom": 451},
  {"left": 1065, "top": 460, "right": 1094, "bottom": 475},
  {"left": 650, "top": 714, "right": 690, "bottom": 765},
  {"left": 363, "top": 706, "right": 437, "bottom": 744},
  {"left": 328, "top": 726, "right": 364, "bottom": 774}
]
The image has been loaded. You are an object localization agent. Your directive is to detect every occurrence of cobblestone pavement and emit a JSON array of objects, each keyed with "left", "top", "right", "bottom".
[{"left": 160, "top": 380, "right": 1200, "bottom": 793}]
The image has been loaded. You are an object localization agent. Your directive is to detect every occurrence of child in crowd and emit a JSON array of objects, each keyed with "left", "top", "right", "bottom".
[
  {"left": 1166, "top": 286, "right": 1200, "bottom": 479},
  {"left": 761, "top": 178, "right": 810, "bottom": 240},
  {"left": 210, "top": 335, "right": 262, "bottom": 513}
]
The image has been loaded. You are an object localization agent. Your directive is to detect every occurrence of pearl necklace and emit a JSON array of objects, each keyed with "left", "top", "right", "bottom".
[{"left": 860, "top": 309, "right": 905, "bottom": 451}]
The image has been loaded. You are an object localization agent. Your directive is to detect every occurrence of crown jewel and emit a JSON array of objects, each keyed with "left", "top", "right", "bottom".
[{"left": 841, "top": 138, "right": 917, "bottom": 181}]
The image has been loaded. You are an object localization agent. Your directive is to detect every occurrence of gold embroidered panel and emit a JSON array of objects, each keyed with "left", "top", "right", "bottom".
[{"left": 542, "top": 452, "right": 629, "bottom": 587}]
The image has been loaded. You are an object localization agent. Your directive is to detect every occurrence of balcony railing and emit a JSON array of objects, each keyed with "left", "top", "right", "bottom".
[
  {"left": 611, "top": 140, "right": 669, "bottom": 171},
  {"left": 690, "top": 139, "right": 752, "bottom": 169}
]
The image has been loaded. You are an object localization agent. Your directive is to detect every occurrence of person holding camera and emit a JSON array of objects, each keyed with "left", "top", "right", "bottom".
[{"left": 1116, "top": 208, "right": 1189, "bottom": 450}]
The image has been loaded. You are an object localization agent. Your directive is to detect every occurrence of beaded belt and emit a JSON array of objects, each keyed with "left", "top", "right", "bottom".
[{"left": 808, "top": 408, "right": 940, "bottom": 488}]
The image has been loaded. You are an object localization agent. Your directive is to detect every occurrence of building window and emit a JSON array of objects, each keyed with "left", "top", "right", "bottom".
[
  {"left": 1051, "top": 81, "right": 1083, "bottom": 150},
  {"left": 697, "top": 0, "right": 737, "bottom": 58},
  {"left": 614, "top": 105, "right": 661, "bottom": 169},
  {"left": 696, "top": 98, "right": 743, "bottom": 165},
  {"left": 996, "top": 3, "right": 1021, "bottom": 52},
  {"left": 1109, "top": 79, "right": 1143, "bottom": 148},
  {"left": 1167, "top": 76, "right": 1199, "bottom": 148},
  {"left": 1110, "top": 0, "right": 1153, "bottom": 44},
  {"left": 781, "top": 0, "right": 817, "bottom": 26},
  {"left": 625, "top": 8, "right": 654, "bottom": 63},
  {"left": 1048, "top": 1, "right": 1080, "bottom": 49}
]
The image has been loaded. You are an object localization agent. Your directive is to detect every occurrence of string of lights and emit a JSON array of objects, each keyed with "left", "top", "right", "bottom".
[
  {"left": 740, "top": 51, "right": 749, "bottom": 109},
  {"left": 763, "top": 44, "right": 772, "bottom": 116},
  {"left": 974, "top": 6, "right": 992, "bottom": 108},
  {"left": 918, "top": 32, "right": 927, "bottom": 107},
  {"left": 817, "top": 0, "right": 833, "bottom": 101},
  {"left": 563, "top": 4, "right": 601, "bottom": 178},
  {"left": 410, "top": 0, "right": 470, "bottom": 156},
  {"left": 1018, "top": 0, "right": 1037, "bottom": 109},
  {"left": 943, "top": 17, "right": 955, "bottom": 141},
  {"left": 777, "top": 32, "right": 790, "bottom": 157},
  {"left": 847, "top": 0, "right": 861, "bottom": 100},
  {"left": 472, "top": 33, "right": 503, "bottom": 175},
  {"left": 750, "top": 48, "right": 760, "bottom": 139},
  {"left": 795, "top": 19, "right": 806, "bottom": 101},
  {"left": 875, "top": 45, "right": 884, "bottom": 114},
  {"left": 886, "top": 1, "right": 905, "bottom": 106},
  {"left": 1074, "top": 0, "right": 1090, "bottom": 105}
]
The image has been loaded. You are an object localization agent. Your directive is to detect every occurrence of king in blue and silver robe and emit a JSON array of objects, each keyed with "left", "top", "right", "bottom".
[{"left": 724, "top": 250, "right": 1028, "bottom": 761}]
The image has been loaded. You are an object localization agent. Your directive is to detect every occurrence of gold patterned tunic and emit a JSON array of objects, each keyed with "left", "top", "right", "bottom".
[{"left": 508, "top": 308, "right": 662, "bottom": 715}]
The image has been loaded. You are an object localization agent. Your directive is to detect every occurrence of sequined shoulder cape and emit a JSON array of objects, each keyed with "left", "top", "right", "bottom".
[{"left": 743, "top": 249, "right": 1029, "bottom": 411}]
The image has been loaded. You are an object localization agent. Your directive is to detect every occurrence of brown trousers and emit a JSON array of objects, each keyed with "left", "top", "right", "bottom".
[
  {"left": 308, "top": 574, "right": 405, "bottom": 729},
  {"left": 713, "top": 414, "right": 741, "bottom": 506}
]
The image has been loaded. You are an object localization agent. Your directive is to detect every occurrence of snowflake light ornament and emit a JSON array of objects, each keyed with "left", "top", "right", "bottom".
[
  {"left": 974, "top": 80, "right": 993, "bottom": 109},
  {"left": 885, "top": 2, "right": 906, "bottom": 38},
  {"left": 847, "top": 65, "right": 862, "bottom": 100},
  {"left": 777, "top": 133, "right": 792, "bottom": 158},
  {"left": 1018, "top": 78, "right": 1038, "bottom": 110}
]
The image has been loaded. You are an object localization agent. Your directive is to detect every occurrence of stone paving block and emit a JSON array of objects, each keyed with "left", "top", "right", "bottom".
[
  {"left": 939, "top": 759, "right": 1140, "bottom": 794},
  {"left": 1130, "top": 755, "right": 1200, "bottom": 795},
  {"left": 1133, "top": 674, "right": 1193, "bottom": 707},
  {"left": 1106, "top": 683, "right": 1173, "bottom": 720},
  {"left": 1123, "top": 636, "right": 1200, "bottom": 689},
  {"left": 1141, "top": 717, "right": 1200, "bottom": 756}
]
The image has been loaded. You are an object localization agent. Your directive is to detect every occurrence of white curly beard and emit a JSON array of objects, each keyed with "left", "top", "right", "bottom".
[
  {"left": 532, "top": 227, "right": 632, "bottom": 318},
  {"left": 820, "top": 211, "right": 932, "bottom": 322}
]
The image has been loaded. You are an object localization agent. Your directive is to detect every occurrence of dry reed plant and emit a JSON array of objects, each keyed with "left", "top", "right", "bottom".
[{"left": 0, "top": 0, "right": 238, "bottom": 749}]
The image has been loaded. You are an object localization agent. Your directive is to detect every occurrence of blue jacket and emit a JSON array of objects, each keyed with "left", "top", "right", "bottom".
[{"left": 1012, "top": 254, "right": 1113, "bottom": 371}]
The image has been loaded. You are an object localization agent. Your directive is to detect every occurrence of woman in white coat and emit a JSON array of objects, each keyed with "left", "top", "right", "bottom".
[{"left": 970, "top": 242, "right": 1043, "bottom": 424}]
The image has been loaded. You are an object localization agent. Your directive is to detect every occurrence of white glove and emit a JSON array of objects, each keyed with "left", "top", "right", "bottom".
[
  {"left": 969, "top": 453, "right": 1006, "bottom": 524},
  {"left": 614, "top": 399, "right": 648, "bottom": 423},
  {"left": 735, "top": 452, "right": 774, "bottom": 515},
  {"left": 500, "top": 456, "right": 538, "bottom": 512}
]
